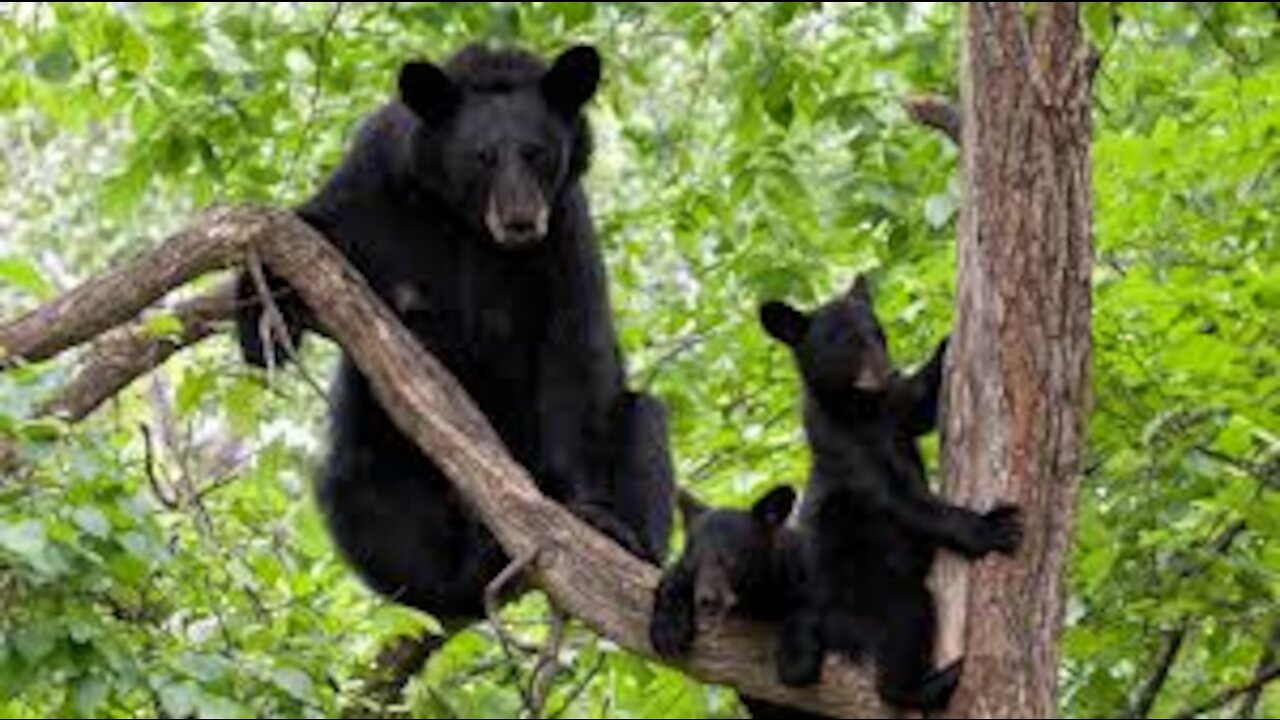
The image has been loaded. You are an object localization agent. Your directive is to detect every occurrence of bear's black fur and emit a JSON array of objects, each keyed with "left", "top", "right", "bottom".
[
  {"left": 759, "top": 275, "right": 1023, "bottom": 712},
  {"left": 650, "top": 486, "right": 824, "bottom": 719},
  {"left": 233, "top": 44, "right": 674, "bottom": 623}
]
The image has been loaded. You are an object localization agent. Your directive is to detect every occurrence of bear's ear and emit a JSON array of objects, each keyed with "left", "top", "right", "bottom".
[
  {"left": 752, "top": 486, "right": 797, "bottom": 531},
  {"left": 849, "top": 274, "right": 874, "bottom": 304},
  {"left": 399, "top": 61, "right": 460, "bottom": 124},
  {"left": 542, "top": 45, "right": 601, "bottom": 114},
  {"left": 677, "top": 490, "right": 711, "bottom": 530},
  {"left": 760, "top": 301, "right": 810, "bottom": 347}
]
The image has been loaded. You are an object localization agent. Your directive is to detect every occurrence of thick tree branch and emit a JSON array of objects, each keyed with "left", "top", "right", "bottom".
[
  {"left": 43, "top": 283, "right": 237, "bottom": 422},
  {"left": 0, "top": 207, "right": 887, "bottom": 717},
  {"left": 0, "top": 209, "right": 272, "bottom": 368},
  {"left": 0, "top": 281, "right": 238, "bottom": 476}
]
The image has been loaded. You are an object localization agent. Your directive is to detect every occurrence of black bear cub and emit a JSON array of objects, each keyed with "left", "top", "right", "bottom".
[
  {"left": 650, "top": 486, "right": 824, "bottom": 719},
  {"left": 650, "top": 486, "right": 815, "bottom": 660},
  {"left": 234, "top": 44, "right": 674, "bottom": 625},
  {"left": 759, "top": 275, "right": 1023, "bottom": 712}
]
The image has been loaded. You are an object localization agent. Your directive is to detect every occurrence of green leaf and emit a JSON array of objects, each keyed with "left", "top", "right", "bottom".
[
  {"left": 142, "top": 312, "right": 185, "bottom": 341},
  {"left": 225, "top": 377, "right": 262, "bottom": 437},
  {"left": 72, "top": 507, "right": 112, "bottom": 541},
  {"left": 35, "top": 38, "right": 79, "bottom": 83},
  {"left": 74, "top": 676, "right": 110, "bottom": 717},
  {"left": 0, "top": 520, "right": 49, "bottom": 564},
  {"left": 924, "top": 193, "right": 956, "bottom": 229},
  {"left": 13, "top": 625, "right": 58, "bottom": 664},
  {"left": 269, "top": 666, "right": 316, "bottom": 705},
  {"left": 1084, "top": 3, "right": 1117, "bottom": 46},
  {"left": 176, "top": 370, "right": 217, "bottom": 418},
  {"left": 0, "top": 258, "right": 54, "bottom": 298},
  {"left": 118, "top": 24, "right": 151, "bottom": 73},
  {"left": 883, "top": 2, "right": 909, "bottom": 27},
  {"left": 102, "top": 161, "right": 153, "bottom": 217},
  {"left": 556, "top": 2, "right": 595, "bottom": 28},
  {"left": 196, "top": 694, "right": 253, "bottom": 720},
  {"left": 20, "top": 417, "right": 68, "bottom": 444},
  {"left": 159, "top": 683, "right": 199, "bottom": 719}
]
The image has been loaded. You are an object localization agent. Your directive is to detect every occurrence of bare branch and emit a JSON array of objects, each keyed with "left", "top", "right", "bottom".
[
  {"left": 140, "top": 423, "right": 178, "bottom": 510},
  {"left": 903, "top": 94, "right": 963, "bottom": 144},
  {"left": 487, "top": 550, "right": 542, "bottom": 713},
  {"left": 45, "top": 284, "right": 237, "bottom": 421},
  {"left": 0, "top": 208, "right": 888, "bottom": 717},
  {"left": 0, "top": 209, "right": 274, "bottom": 368},
  {"left": 1239, "top": 624, "right": 1280, "bottom": 719},
  {"left": 528, "top": 609, "right": 570, "bottom": 719},
  {"left": 1128, "top": 622, "right": 1189, "bottom": 719},
  {"left": 1172, "top": 664, "right": 1280, "bottom": 720},
  {"left": 550, "top": 650, "right": 607, "bottom": 720}
]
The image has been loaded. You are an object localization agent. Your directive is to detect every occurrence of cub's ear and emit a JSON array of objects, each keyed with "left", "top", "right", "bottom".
[
  {"left": 542, "top": 45, "right": 601, "bottom": 113},
  {"left": 752, "top": 486, "right": 797, "bottom": 531},
  {"left": 849, "top": 273, "right": 874, "bottom": 303},
  {"left": 399, "top": 61, "right": 460, "bottom": 124},
  {"left": 760, "top": 301, "right": 810, "bottom": 347},
  {"left": 677, "top": 489, "right": 711, "bottom": 530}
]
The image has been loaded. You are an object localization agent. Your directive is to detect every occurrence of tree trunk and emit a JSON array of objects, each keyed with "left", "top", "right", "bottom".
[{"left": 934, "top": 4, "right": 1094, "bottom": 719}]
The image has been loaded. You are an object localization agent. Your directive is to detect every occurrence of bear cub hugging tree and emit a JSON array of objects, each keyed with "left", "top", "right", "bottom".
[
  {"left": 759, "top": 275, "right": 1024, "bottom": 712},
  {"left": 234, "top": 43, "right": 675, "bottom": 624}
]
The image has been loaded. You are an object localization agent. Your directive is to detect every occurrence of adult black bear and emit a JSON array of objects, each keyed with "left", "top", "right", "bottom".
[
  {"left": 650, "top": 486, "right": 825, "bottom": 720},
  {"left": 759, "top": 275, "right": 1023, "bottom": 712},
  {"left": 233, "top": 44, "right": 675, "bottom": 624}
]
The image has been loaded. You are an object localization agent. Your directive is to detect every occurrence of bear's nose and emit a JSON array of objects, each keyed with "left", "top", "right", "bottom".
[{"left": 503, "top": 217, "right": 540, "bottom": 240}]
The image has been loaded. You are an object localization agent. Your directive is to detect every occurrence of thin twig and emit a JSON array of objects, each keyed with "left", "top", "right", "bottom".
[
  {"left": 528, "top": 608, "right": 569, "bottom": 719},
  {"left": 1128, "top": 622, "right": 1189, "bottom": 719},
  {"left": 1189, "top": 2, "right": 1256, "bottom": 73},
  {"left": 549, "top": 650, "right": 607, "bottom": 720},
  {"left": 1172, "top": 664, "right": 1280, "bottom": 720},
  {"left": 286, "top": 1, "right": 346, "bottom": 184},
  {"left": 485, "top": 549, "right": 541, "bottom": 714},
  {"left": 139, "top": 423, "right": 178, "bottom": 509},
  {"left": 639, "top": 333, "right": 707, "bottom": 391},
  {"left": 1239, "top": 624, "right": 1280, "bottom": 719},
  {"left": 1197, "top": 446, "right": 1274, "bottom": 487}
]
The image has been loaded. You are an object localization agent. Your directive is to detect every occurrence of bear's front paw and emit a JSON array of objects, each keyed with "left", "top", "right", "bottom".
[
  {"left": 981, "top": 504, "right": 1024, "bottom": 556},
  {"left": 918, "top": 658, "right": 964, "bottom": 711},
  {"left": 649, "top": 584, "right": 695, "bottom": 658},
  {"left": 953, "top": 504, "right": 1023, "bottom": 558}
]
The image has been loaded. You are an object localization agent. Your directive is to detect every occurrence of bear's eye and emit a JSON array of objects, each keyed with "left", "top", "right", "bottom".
[
  {"left": 477, "top": 147, "right": 498, "bottom": 168},
  {"left": 520, "top": 143, "right": 549, "bottom": 165}
]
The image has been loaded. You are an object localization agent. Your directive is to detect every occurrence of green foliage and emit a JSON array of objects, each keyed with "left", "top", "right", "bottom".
[{"left": 0, "top": 2, "right": 1277, "bottom": 718}]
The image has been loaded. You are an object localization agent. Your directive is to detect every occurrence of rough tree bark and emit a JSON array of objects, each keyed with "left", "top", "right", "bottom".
[
  {"left": 0, "top": 208, "right": 888, "bottom": 717},
  {"left": 933, "top": 4, "right": 1094, "bottom": 719}
]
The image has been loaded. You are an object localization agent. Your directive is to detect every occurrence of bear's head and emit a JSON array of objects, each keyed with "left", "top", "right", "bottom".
[
  {"left": 398, "top": 44, "right": 600, "bottom": 248},
  {"left": 679, "top": 485, "right": 797, "bottom": 620},
  {"left": 760, "top": 274, "right": 894, "bottom": 397}
]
